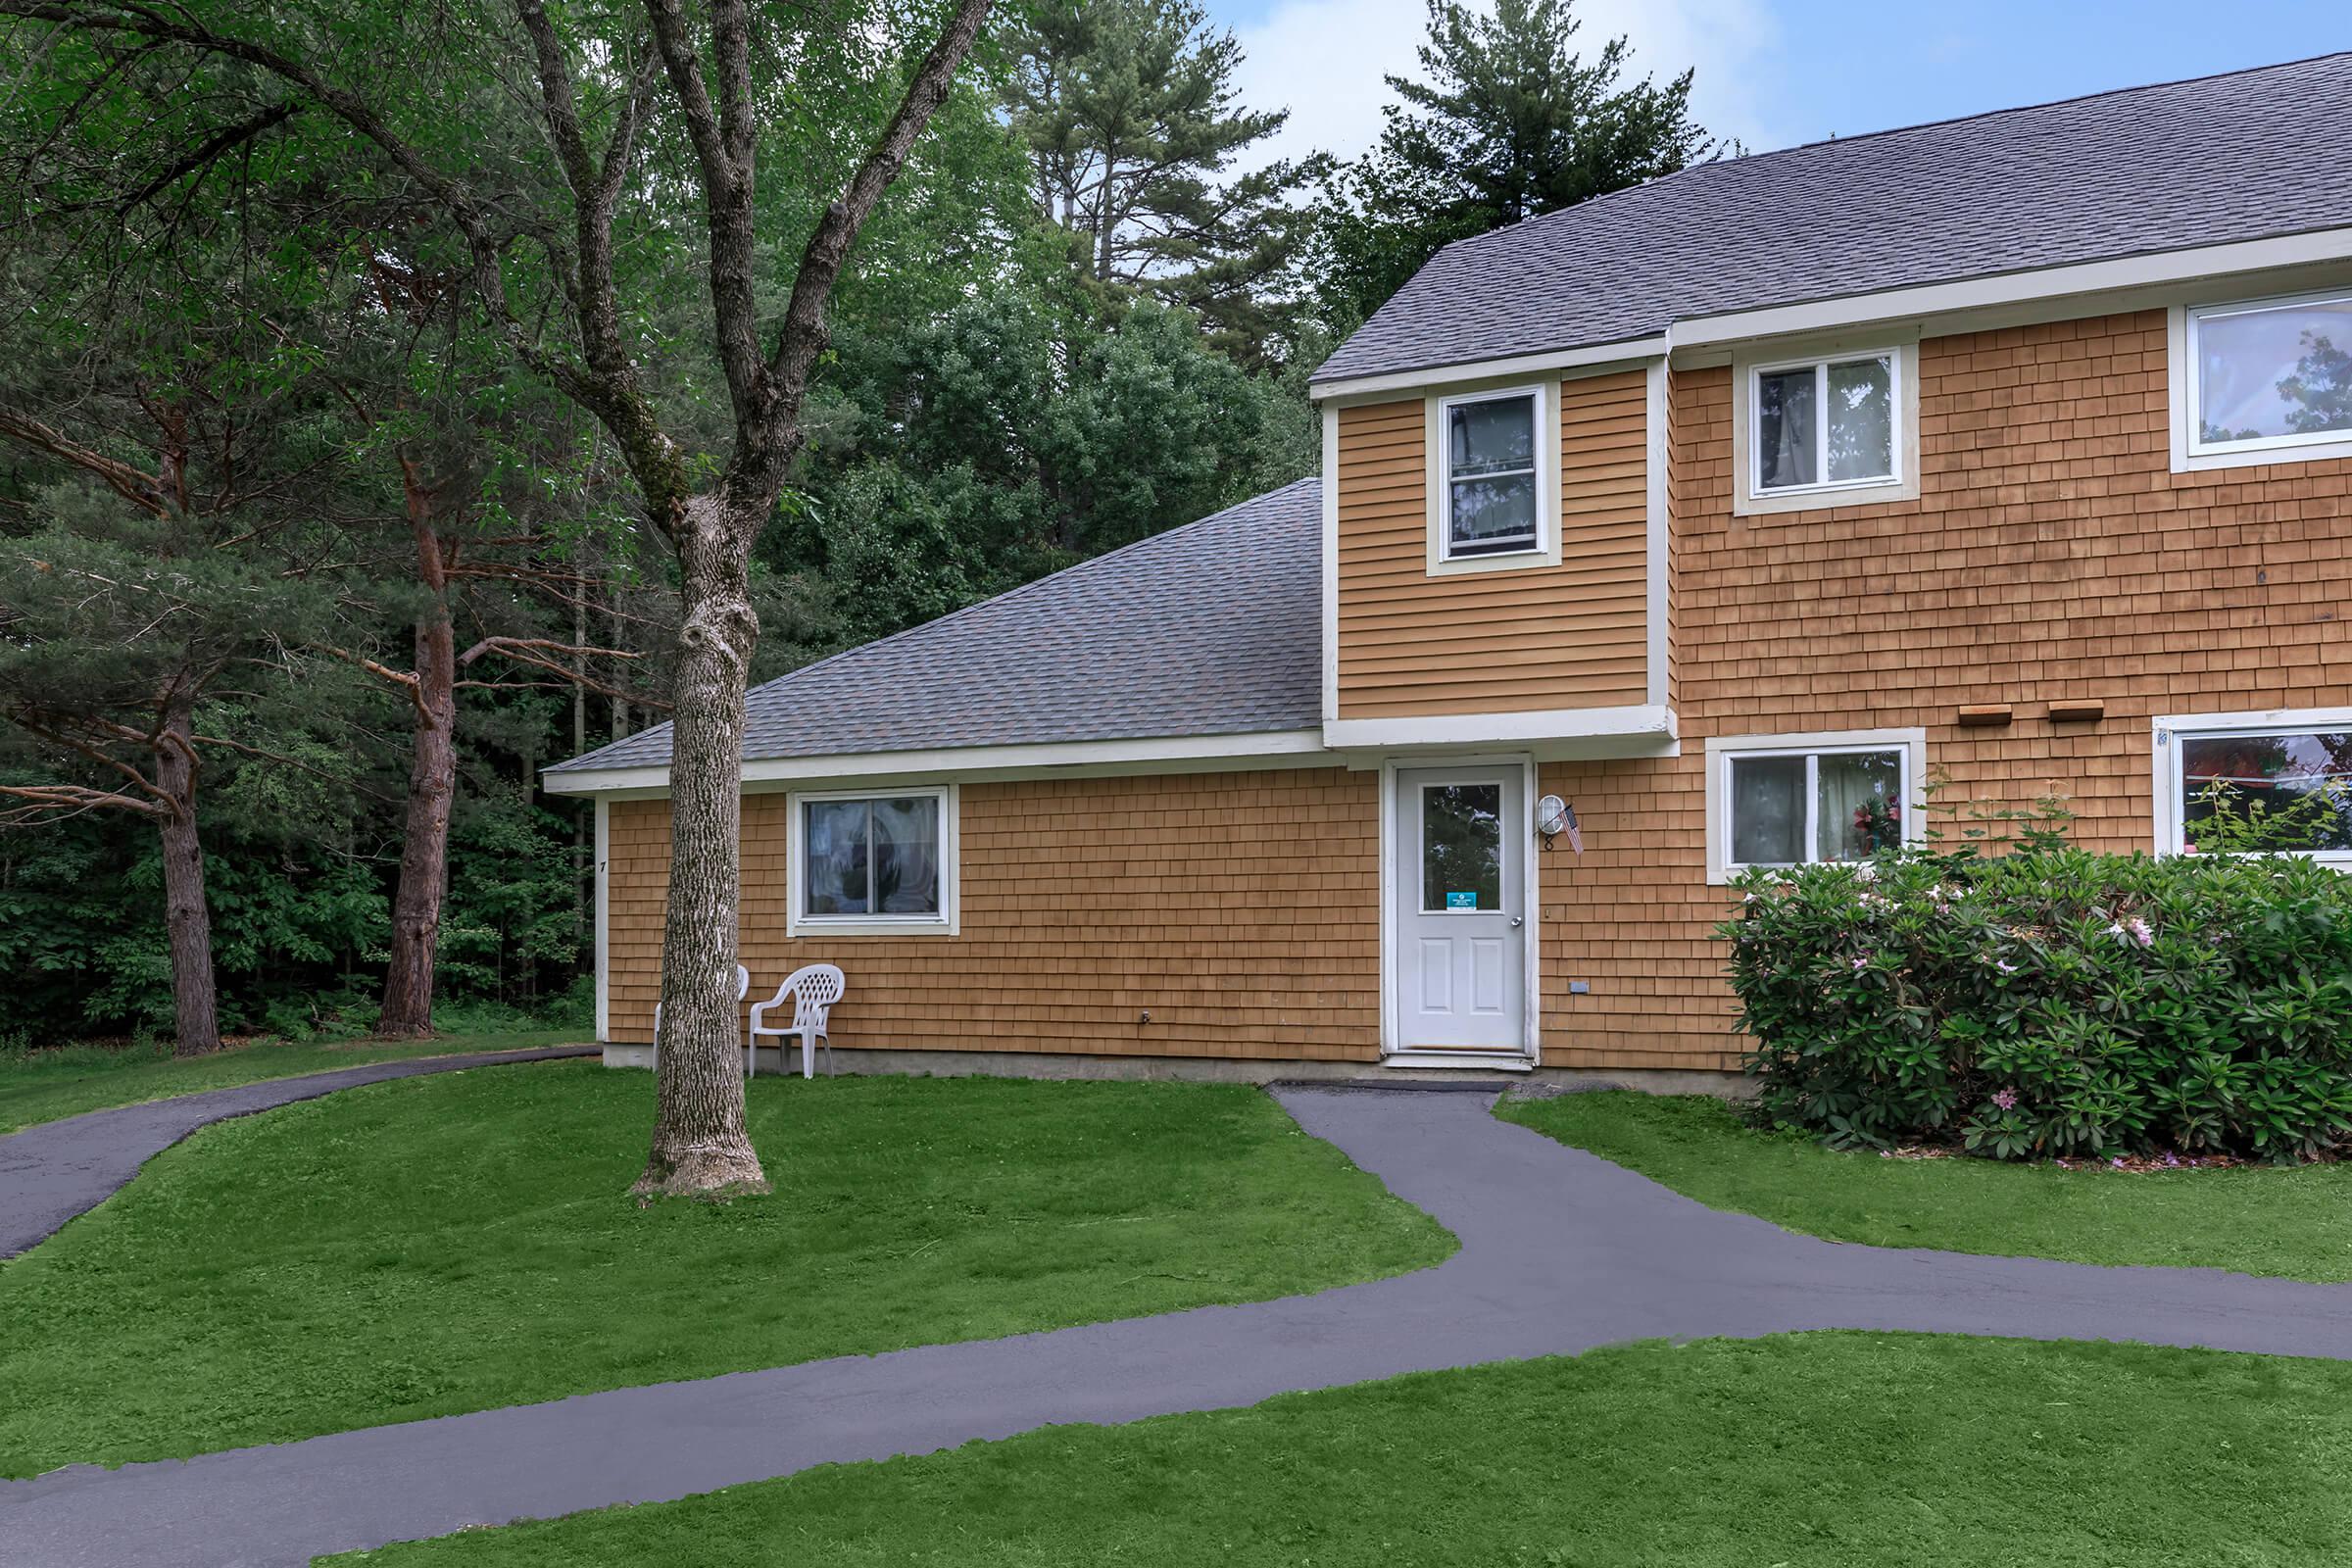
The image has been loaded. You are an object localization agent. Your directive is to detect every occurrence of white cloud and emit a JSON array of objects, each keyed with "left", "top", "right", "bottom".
[{"left": 1228, "top": 0, "right": 1786, "bottom": 174}]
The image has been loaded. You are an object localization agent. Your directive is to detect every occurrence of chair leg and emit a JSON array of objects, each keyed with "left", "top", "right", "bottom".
[{"left": 801, "top": 1032, "right": 814, "bottom": 1080}]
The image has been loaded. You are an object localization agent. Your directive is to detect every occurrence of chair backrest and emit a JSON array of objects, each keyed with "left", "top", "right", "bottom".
[
  {"left": 783, "top": 963, "right": 846, "bottom": 1031},
  {"left": 734, "top": 963, "right": 752, "bottom": 1000}
]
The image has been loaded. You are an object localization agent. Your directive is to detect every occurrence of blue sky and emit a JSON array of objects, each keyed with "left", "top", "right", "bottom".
[{"left": 1205, "top": 1, "right": 2351, "bottom": 169}]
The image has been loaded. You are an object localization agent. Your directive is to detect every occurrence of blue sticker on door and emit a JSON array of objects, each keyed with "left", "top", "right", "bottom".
[{"left": 1446, "top": 891, "right": 1478, "bottom": 910}]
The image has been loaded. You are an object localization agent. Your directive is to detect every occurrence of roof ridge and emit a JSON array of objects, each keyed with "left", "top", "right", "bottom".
[
  {"left": 549, "top": 475, "right": 1320, "bottom": 772},
  {"left": 1456, "top": 50, "right": 2352, "bottom": 256}
]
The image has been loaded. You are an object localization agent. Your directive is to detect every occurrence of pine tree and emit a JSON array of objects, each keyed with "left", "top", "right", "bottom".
[
  {"left": 1004, "top": 0, "right": 1324, "bottom": 364},
  {"left": 1313, "top": 0, "right": 1720, "bottom": 330}
]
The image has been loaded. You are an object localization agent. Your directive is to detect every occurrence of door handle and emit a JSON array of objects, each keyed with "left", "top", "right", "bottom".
[{"left": 1508, "top": 915, "right": 1524, "bottom": 928}]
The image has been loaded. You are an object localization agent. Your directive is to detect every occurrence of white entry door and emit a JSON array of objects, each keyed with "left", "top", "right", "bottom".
[{"left": 1394, "top": 764, "right": 1527, "bottom": 1053}]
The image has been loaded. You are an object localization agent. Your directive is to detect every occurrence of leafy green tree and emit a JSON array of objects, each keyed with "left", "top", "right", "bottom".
[
  {"left": 1312, "top": 0, "right": 1718, "bottom": 330},
  {"left": 796, "top": 290, "right": 1313, "bottom": 648},
  {"left": 1004, "top": 0, "right": 1323, "bottom": 363},
  {"left": 0, "top": 0, "right": 999, "bottom": 1196}
]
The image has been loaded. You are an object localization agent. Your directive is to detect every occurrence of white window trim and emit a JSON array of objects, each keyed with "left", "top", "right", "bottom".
[
  {"left": 1730, "top": 339, "right": 1920, "bottom": 516},
  {"left": 785, "top": 784, "right": 960, "bottom": 936},
  {"left": 1423, "top": 380, "right": 1562, "bottom": 575},
  {"left": 1703, "top": 727, "right": 1928, "bottom": 885},
  {"left": 2170, "top": 289, "right": 2352, "bottom": 473},
  {"left": 2151, "top": 707, "right": 2352, "bottom": 867}
]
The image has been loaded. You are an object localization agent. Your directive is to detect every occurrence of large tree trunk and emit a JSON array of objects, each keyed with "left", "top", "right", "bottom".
[
  {"left": 635, "top": 495, "right": 766, "bottom": 1199},
  {"left": 379, "top": 602, "right": 457, "bottom": 1036},
  {"left": 153, "top": 699, "right": 220, "bottom": 1057},
  {"left": 378, "top": 468, "right": 458, "bottom": 1037}
]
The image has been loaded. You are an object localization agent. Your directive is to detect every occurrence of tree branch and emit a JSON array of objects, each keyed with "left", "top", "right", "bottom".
[{"left": 0, "top": 402, "right": 172, "bottom": 515}]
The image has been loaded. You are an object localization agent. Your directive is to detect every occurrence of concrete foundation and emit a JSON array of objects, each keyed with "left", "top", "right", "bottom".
[{"left": 598, "top": 1041, "right": 1747, "bottom": 1098}]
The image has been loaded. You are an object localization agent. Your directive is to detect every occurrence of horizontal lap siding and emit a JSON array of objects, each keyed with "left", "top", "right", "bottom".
[
  {"left": 607, "top": 767, "right": 1382, "bottom": 1062},
  {"left": 1544, "top": 309, "right": 2352, "bottom": 1072},
  {"left": 1335, "top": 371, "right": 1651, "bottom": 717}
]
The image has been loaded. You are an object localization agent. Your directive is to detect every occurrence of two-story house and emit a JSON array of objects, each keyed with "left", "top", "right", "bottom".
[{"left": 548, "top": 54, "right": 2352, "bottom": 1086}]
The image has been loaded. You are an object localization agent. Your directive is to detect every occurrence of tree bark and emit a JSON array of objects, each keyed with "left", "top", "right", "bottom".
[
  {"left": 634, "top": 495, "right": 765, "bottom": 1198},
  {"left": 152, "top": 697, "right": 220, "bottom": 1057},
  {"left": 378, "top": 466, "right": 458, "bottom": 1037}
]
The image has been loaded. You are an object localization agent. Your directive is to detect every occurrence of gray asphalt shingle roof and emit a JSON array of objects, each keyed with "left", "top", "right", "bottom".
[
  {"left": 548, "top": 477, "right": 1322, "bottom": 774},
  {"left": 1313, "top": 53, "right": 2352, "bottom": 386}
]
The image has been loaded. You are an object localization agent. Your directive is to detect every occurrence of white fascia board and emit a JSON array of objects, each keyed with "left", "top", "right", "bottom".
[
  {"left": 1311, "top": 336, "right": 1668, "bottom": 405},
  {"left": 1325, "top": 705, "right": 1679, "bottom": 757},
  {"left": 540, "top": 728, "right": 1338, "bottom": 799},
  {"left": 1669, "top": 226, "right": 2352, "bottom": 356}
]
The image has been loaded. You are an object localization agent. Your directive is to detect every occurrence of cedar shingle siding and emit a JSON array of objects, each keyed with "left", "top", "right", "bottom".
[
  {"left": 604, "top": 309, "right": 2352, "bottom": 1075},
  {"left": 1540, "top": 309, "right": 2352, "bottom": 1071},
  {"left": 607, "top": 770, "right": 1384, "bottom": 1062}
]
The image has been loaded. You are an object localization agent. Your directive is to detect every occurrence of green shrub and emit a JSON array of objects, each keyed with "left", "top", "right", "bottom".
[{"left": 1719, "top": 848, "right": 2352, "bottom": 1161}]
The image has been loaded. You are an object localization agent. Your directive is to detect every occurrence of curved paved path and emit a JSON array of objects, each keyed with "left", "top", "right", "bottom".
[
  {"left": 0, "top": 1046, "right": 596, "bottom": 1259},
  {"left": 8, "top": 1084, "right": 2352, "bottom": 1566}
]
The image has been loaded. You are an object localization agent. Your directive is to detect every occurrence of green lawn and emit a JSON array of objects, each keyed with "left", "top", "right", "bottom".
[
  {"left": 325, "top": 1332, "right": 2352, "bottom": 1566},
  {"left": 0, "top": 1030, "right": 582, "bottom": 1134},
  {"left": 0, "top": 1063, "right": 1448, "bottom": 1475},
  {"left": 1501, "top": 1091, "right": 2352, "bottom": 1281}
]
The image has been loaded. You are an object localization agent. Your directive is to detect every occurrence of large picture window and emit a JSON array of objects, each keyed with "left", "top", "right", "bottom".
[
  {"left": 1431, "top": 383, "right": 1552, "bottom": 564},
  {"left": 2163, "top": 720, "right": 2352, "bottom": 859},
  {"left": 788, "top": 786, "right": 958, "bottom": 935},
  {"left": 1705, "top": 729, "right": 1925, "bottom": 883},
  {"left": 2186, "top": 291, "right": 2352, "bottom": 460}
]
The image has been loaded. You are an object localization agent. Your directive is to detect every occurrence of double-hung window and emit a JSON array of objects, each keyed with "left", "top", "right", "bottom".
[
  {"left": 1705, "top": 730, "right": 1924, "bottom": 882},
  {"left": 1430, "top": 383, "right": 1553, "bottom": 566},
  {"left": 2158, "top": 713, "right": 2352, "bottom": 862},
  {"left": 2180, "top": 290, "right": 2352, "bottom": 467},
  {"left": 788, "top": 785, "right": 959, "bottom": 935}
]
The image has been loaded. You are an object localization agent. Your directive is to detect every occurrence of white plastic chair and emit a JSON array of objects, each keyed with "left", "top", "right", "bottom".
[
  {"left": 651, "top": 964, "right": 751, "bottom": 1069},
  {"left": 748, "top": 964, "right": 847, "bottom": 1079}
]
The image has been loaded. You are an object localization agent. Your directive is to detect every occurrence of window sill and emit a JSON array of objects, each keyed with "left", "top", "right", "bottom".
[
  {"left": 2173, "top": 434, "right": 2352, "bottom": 474},
  {"left": 1732, "top": 473, "right": 1919, "bottom": 518},
  {"left": 1425, "top": 542, "right": 1561, "bottom": 577},
  {"left": 785, "top": 915, "right": 958, "bottom": 939}
]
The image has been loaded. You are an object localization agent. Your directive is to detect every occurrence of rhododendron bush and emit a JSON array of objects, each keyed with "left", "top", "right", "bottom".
[{"left": 1718, "top": 849, "right": 2352, "bottom": 1161}]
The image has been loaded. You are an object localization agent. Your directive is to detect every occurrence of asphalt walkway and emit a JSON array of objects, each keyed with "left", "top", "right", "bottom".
[
  {"left": 0, "top": 1046, "right": 597, "bottom": 1259},
  {"left": 6, "top": 1080, "right": 2351, "bottom": 1565}
]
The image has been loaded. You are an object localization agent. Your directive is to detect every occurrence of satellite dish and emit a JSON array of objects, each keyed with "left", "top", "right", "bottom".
[{"left": 1536, "top": 794, "right": 1569, "bottom": 836}]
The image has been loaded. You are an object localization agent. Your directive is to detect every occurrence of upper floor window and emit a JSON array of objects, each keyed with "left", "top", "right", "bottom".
[
  {"left": 2157, "top": 714, "right": 2352, "bottom": 862},
  {"left": 1752, "top": 352, "right": 1899, "bottom": 493},
  {"left": 1432, "top": 384, "right": 1553, "bottom": 565},
  {"left": 2186, "top": 290, "right": 2352, "bottom": 461},
  {"left": 1731, "top": 342, "right": 1919, "bottom": 516}
]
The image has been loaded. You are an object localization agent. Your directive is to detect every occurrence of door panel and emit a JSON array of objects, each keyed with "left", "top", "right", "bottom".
[
  {"left": 1395, "top": 765, "right": 1527, "bottom": 1053},
  {"left": 1417, "top": 939, "right": 1452, "bottom": 1010}
]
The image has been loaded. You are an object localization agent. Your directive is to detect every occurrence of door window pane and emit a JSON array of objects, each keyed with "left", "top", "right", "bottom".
[
  {"left": 2180, "top": 731, "right": 2352, "bottom": 853},
  {"left": 1729, "top": 757, "right": 1804, "bottom": 864},
  {"left": 871, "top": 796, "right": 942, "bottom": 913},
  {"left": 1826, "top": 356, "right": 1895, "bottom": 481},
  {"left": 1815, "top": 750, "right": 1903, "bottom": 860},
  {"left": 1755, "top": 368, "right": 1817, "bottom": 489},
  {"left": 1422, "top": 783, "right": 1503, "bottom": 911},
  {"left": 2196, "top": 296, "right": 2352, "bottom": 446},
  {"left": 1446, "top": 395, "right": 1539, "bottom": 557},
  {"left": 804, "top": 800, "right": 870, "bottom": 915}
]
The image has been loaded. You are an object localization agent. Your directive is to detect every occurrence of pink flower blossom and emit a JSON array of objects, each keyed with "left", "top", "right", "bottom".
[
  {"left": 1991, "top": 1088, "right": 2019, "bottom": 1111},
  {"left": 2127, "top": 916, "right": 2154, "bottom": 947},
  {"left": 1851, "top": 956, "right": 1869, "bottom": 971}
]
